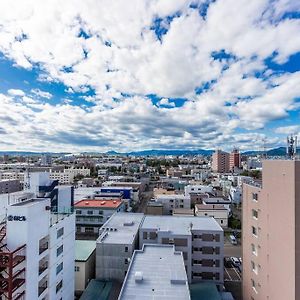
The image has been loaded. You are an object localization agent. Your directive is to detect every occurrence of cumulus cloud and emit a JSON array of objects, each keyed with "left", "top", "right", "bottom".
[{"left": 0, "top": 0, "right": 299, "bottom": 151}]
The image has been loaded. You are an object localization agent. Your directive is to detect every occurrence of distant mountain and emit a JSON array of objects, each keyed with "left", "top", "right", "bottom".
[
  {"left": 242, "top": 147, "right": 300, "bottom": 156},
  {"left": 105, "top": 149, "right": 214, "bottom": 156},
  {"left": 0, "top": 151, "right": 70, "bottom": 156}
]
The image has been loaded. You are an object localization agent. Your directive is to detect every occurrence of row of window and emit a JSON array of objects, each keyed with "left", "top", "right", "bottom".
[
  {"left": 76, "top": 217, "right": 103, "bottom": 222},
  {"left": 193, "top": 234, "right": 220, "bottom": 242},
  {"left": 76, "top": 210, "right": 103, "bottom": 215},
  {"left": 192, "top": 272, "right": 220, "bottom": 280},
  {"left": 192, "top": 246, "right": 220, "bottom": 255},
  {"left": 192, "top": 259, "right": 220, "bottom": 267}
]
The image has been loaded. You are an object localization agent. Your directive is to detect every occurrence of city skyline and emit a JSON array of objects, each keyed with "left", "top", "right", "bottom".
[{"left": 0, "top": 0, "right": 300, "bottom": 152}]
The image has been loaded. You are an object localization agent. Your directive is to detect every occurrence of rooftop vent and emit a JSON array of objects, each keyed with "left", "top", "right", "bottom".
[
  {"left": 113, "top": 200, "right": 117, "bottom": 204},
  {"left": 101, "top": 201, "right": 106, "bottom": 205},
  {"left": 135, "top": 271, "right": 143, "bottom": 282},
  {"left": 85, "top": 202, "right": 89, "bottom": 205},
  {"left": 123, "top": 221, "right": 134, "bottom": 226}
]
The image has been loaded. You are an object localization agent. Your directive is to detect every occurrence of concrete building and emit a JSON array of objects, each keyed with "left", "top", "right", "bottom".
[
  {"left": 229, "top": 148, "right": 241, "bottom": 171},
  {"left": 173, "top": 208, "right": 194, "bottom": 217},
  {"left": 212, "top": 150, "right": 230, "bottom": 173},
  {"left": 140, "top": 215, "right": 224, "bottom": 287},
  {"left": 96, "top": 213, "right": 145, "bottom": 282},
  {"left": 155, "top": 194, "right": 191, "bottom": 215},
  {"left": 0, "top": 179, "right": 22, "bottom": 194},
  {"left": 75, "top": 240, "right": 96, "bottom": 296},
  {"left": 118, "top": 244, "right": 190, "bottom": 300},
  {"left": 184, "top": 185, "right": 214, "bottom": 196},
  {"left": 0, "top": 195, "right": 75, "bottom": 300},
  {"left": 243, "top": 160, "right": 300, "bottom": 300},
  {"left": 41, "top": 154, "right": 52, "bottom": 166},
  {"left": 195, "top": 204, "right": 228, "bottom": 228},
  {"left": 146, "top": 200, "right": 164, "bottom": 215},
  {"left": 75, "top": 199, "right": 125, "bottom": 236},
  {"left": 50, "top": 168, "right": 91, "bottom": 185}
]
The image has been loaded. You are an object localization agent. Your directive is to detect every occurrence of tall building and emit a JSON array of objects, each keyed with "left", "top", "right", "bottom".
[
  {"left": 243, "top": 160, "right": 300, "bottom": 300},
  {"left": 229, "top": 148, "right": 241, "bottom": 171},
  {"left": 212, "top": 150, "right": 230, "bottom": 173},
  {"left": 0, "top": 173, "right": 75, "bottom": 300}
]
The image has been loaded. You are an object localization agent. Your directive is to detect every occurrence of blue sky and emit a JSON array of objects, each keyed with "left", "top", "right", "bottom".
[{"left": 0, "top": 0, "right": 299, "bottom": 152}]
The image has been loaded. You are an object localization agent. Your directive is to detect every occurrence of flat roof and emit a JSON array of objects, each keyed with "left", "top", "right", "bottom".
[
  {"left": 97, "top": 212, "right": 144, "bottom": 245},
  {"left": 75, "top": 199, "right": 123, "bottom": 208},
  {"left": 195, "top": 204, "right": 227, "bottom": 211},
  {"left": 118, "top": 244, "right": 190, "bottom": 300},
  {"left": 173, "top": 208, "right": 194, "bottom": 215},
  {"left": 141, "top": 215, "right": 222, "bottom": 234},
  {"left": 79, "top": 280, "right": 113, "bottom": 300},
  {"left": 75, "top": 240, "right": 96, "bottom": 262}
]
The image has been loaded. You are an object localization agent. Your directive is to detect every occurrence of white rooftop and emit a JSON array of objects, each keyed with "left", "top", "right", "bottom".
[
  {"left": 118, "top": 244, "right": 190, "bottom": 300},
  {"left": 142, "top": 215, "right": 222, "bottom": 235},
  {"left": 97, "top": 212, "right": 144, "bottom": 245}
]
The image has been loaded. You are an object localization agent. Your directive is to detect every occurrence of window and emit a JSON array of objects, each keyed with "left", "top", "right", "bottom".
[
  {"left": 143, "top": 232, "right": 148, "bottom": 239},
  {"left": 252, "top": 193, "right": 258, "bottom": 201},
  {"left": 251, "top": 261, "right": 257, "bottom": 274},
  {"left": 125, "top": 246, "right": 128, "bottom": 253},
  {"left": 99, "top": 211, "right": 103, "bottom": 215},
  {"left": 85, "top": 227, "right": 94, "bottom": 233},
  {"left": 87, "top": 210, "right": 93, "bottom": 215},
  {"left": 74, "top": 266, "right": 80, "bottom": 272},
  {"left": 251, "top": 279, "right": 258, "bottom": 293},
  {"left": 252, "top": 209, "right": 258, "bottom": 219},
  {"left": 57, "top": 245, "right": 63, "bottom": 257},
  {"left": 76, "top": 210, "right": 82, "bottom": 215},
  {"left": 124, "top": 258, "right": 128, "bottom": 264},
  {"left": 251, "top": 244, "right": 257, "bottom": 255},
  {"left": 252, "top": 226, "right": 258, "bottom": 237},
  {"left": 56, "top": 262, "right": 63, "bottom": 275},
  {"left": 56, "top": 280, "right": 63, "bottom": 293},
  {"left": 221, "top": 220, "right": 223, "bottom": 224},
  {"left": 57, "top": 227, "right": 64, "bottom": 239}
]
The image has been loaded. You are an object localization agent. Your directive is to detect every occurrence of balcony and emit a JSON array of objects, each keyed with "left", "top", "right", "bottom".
[
  {"left": 39, "top": 237, "right": 49, "bottom": 255},
  {"left": 38, "top": 277, "right": 48, "bottom": 297},
  {"left": 39, "top": 257, "right": 48, "bottom": 276}
]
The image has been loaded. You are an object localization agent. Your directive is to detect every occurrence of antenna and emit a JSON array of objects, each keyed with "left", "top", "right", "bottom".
[{"left": 287, "top": 135, "right": 298, "bottom": 160}]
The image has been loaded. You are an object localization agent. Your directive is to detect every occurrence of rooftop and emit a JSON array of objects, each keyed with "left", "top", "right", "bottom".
[
  {"left": 173, "top": 208, "right": 194, "bottom": 215},
  {"left": 118, "top": 244, "right": 190, "bottom": 300},
  {"left": 195, "top": 204, "right": 227, "bottom": 211},
  {"left": 79, "top": 280, "right": 113, "bottom": 300},
  {"left": 75, "top": 240, "right": 96, "bottom": 262},
  {"left": 97, "top": 212, "right": 144, "bottom": 245},
  {"left": 75, "top": 199, "right": 123, "bottom": 208},
  {"left": 141, "top": 215, "right": 222, "bottom": 234}
]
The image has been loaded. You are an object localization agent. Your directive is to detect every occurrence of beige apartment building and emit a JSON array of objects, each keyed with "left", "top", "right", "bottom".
[
  {"left": 243, "top": 160, "right": 300, "bottom": 300},
  {"left": 212, "top": 150, "right": 230, "bottom": 173}
]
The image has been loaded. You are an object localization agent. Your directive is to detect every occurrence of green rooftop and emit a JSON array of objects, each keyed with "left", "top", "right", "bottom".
[
  {"left": 75, "top": 240, "right": 96, "bottom": 262},
  {"left": 190, "top": 283, "right": 221, "bottom": 300},
  {"left": 79, "top": 280, "right": 113, "bottom": 300}
]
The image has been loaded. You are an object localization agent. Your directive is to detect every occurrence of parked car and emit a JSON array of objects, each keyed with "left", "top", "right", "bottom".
[
  {"left": 230, "top": 257, "right": 241, "bottom": 267},
  {"left": 224, "top": 257, "right": 233, "bottom": 268},
  {"left": 229, "top": 235, "right": 237, "bottom": 245}
]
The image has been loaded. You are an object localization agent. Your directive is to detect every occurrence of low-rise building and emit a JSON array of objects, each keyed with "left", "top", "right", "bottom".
[
  {"left": 75, "top": 240, "right": 96, "bottom": 296},
  {"left": 173, "top": 208, "right": 195, "bottom": 217},
  {"left": 140, "top": 215, "right": 224, "bottom": 287},
  {"left": 96, "top": 213, "right": 145, "bottom": 282},
  {"left": 0, "top": 179, "right": 22, "bottom": 194},
  {"left": 75, "top": 199, "right": 125, "bottom": 236},
  {"left": 195, "top": 204, "right": 228, "bottom": 228},
  {"left": 155, "top": 194, "right": 191, "bottom": 215},
  {"left": 118, "top": 244, "right": 190, "bottom": 300}
]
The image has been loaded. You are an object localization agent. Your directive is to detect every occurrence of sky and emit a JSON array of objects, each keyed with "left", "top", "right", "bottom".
[{"left": 0, "top": 0, "right": 300, "bottom": 153}]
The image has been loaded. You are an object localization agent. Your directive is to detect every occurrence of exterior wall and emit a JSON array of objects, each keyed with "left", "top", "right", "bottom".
[
  {"left": 139, "top": 225, "right": 223, "bottom": 286},
  {"left": 75, "top": 252, "right": 95, "bottom": 292},
  {"left": 155, "top": 195, "right": 191, "bottom": 215},
  {"left": 184, "top": 185, "right": 213, "bottom": 196},
  {"left": 145, "top": 205, "right": 163, "bottom": 215},
  {"left": 0, "top": 179, "right": 22, "bottom": 194},
  {"left": 96, "top": 242, "right": 135, "bottom": 282},
  {"left": 75, "top": 204, "right": 125, "bottom": 235},
  {"left": 212, "top": 151, "right": 230, "bottom": 173},
  {"left": 195, "top": 208, "right": 228, "bottom": 228},
  {"left": 243, "top": 160, "right": 300, "bottom": 300}
]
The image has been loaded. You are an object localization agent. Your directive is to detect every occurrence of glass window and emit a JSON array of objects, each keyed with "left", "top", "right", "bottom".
[
  {"left": 76, "top": 210, "right": 82, "bottom": 215},
  {"left": 252, "top": 226, "right": 257, "bottom": 237},
  {"left": 57, "top": 245, "right": 63, "bottom": 257},
  {"left": 56, "top": 280, "right": 63, "bottom": 293},
  {"left": 252, "top": 209, "right": 258, "bottom": 219},
  {"left": 87, "top": 210, "right": 93, "bottom": 215},
  {"left": 57, "top": 227, "right": 64, "bottom": 239},
  {"left": 56, "top": 262, "right": 63, "bottom": 275}
]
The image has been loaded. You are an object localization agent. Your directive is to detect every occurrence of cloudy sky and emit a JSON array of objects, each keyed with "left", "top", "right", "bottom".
[{"left": 0, "top": 0, "right": 299, "bottom": 152}]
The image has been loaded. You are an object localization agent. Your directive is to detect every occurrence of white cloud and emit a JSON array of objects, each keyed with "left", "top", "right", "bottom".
[
  {"left": 31, "top": 89, "right": 52, "bottom": 99},
  {"left": 7, "top": 89, "right": 25, "bottom": 97}
]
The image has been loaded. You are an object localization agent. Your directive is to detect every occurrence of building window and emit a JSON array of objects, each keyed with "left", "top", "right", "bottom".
[
  {"left": 57, "top": 227, "right": 64, "bottom": 239},
  {"left": 252, "top": 226, "right": 258, "bottom": 237},
  {"left": 125, "top": 246, "right": 128, "bottom": 253},
  {"left": 252, "top": 209, "right": 258, "bottom": 219},
  {"left": 56, "top": 262, "right": 63, "bottom": 275},
  {"left": 125, "top": 258, "right": 128, "bottom": 264},
  {"left": 251, "top": 279, "right": 258, "bottom": 293},
  {"left": 57, "top": 245, "right": 63, "bottom": 257},
  {"left": 99, "top": 211, "right": 103, "bottom": 215},
  {"left": 87, "top": 210, "right": 93, "bottom": 215},
  {"left": 251, "top": 261, "right": 258, "bottom": 274},
  {"left": 74, "top": 266, "right": 80, "bottom": 272},
  {"left": 143, "top": 232, "right": 148, "bottom": 239},
  {"left": 251, "top": 244, "right": 257, "bottom": 255},
  {"left": 252, "top": 193, "right": 258, "bottom": 201},
  {"left": 76, "top": 210, "right": 82, "bottom": 215},
  {"left": 56, "top": 280, "right": 63, "bottom": 293},
  {"left": 85, "top": 227, "right": 94, "bottom": 233}
]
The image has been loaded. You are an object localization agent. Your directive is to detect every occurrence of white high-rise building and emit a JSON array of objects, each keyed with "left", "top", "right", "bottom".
[{"left": 0, "top": 172, "right": 75, "bottom": 300}]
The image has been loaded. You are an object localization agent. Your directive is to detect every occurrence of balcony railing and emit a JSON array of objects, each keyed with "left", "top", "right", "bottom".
[
  {"left": 38, "top": 282, "right": 48, "bottom": 297},
  {"left": 39, "top": 242, "right": 48, "bottom": 255}
]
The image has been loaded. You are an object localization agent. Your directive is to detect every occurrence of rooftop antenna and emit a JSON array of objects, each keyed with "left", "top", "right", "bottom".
[{"left": 287, "top": 135, "right": 298, "bottom": 160}]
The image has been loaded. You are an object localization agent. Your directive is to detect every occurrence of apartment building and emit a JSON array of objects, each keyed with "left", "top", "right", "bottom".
[
  {"left": 118, "top": 244, "right": 190, "bottom": 300},
  {"left": 0, "top": 179, "right": 22, "bottom": 194},
  {"left": 0, "top": 172, "right": 25, "bottom": 182},
  {"left": 195, "top": 204, "right": 228, "bottom": 228},
  {"left": 96, "top": 213, "right": 145, "bottom": 282},
  {"left": 155, "top": 194, "right": 191, "bottom": 215},
  {"left": 139, "top": 215, "right": 224, "bottom": 287},
  {"left": 75, "top": 199, "right": 125, "bottom": 236},
  {"left": 229, "top": 148, "right": 241, "bottom": 171},
  {"left": 243, "top": 160, "right": 300, "bottom": 300},
  {"left": 184, "top": 184, "right": 214, "bottom": 196},
  {"left": 50, "top": 168, "right": 91, "bottom": 184},
  {"left": 212, "top": 150, "right": 230, "bottom": 173}
]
